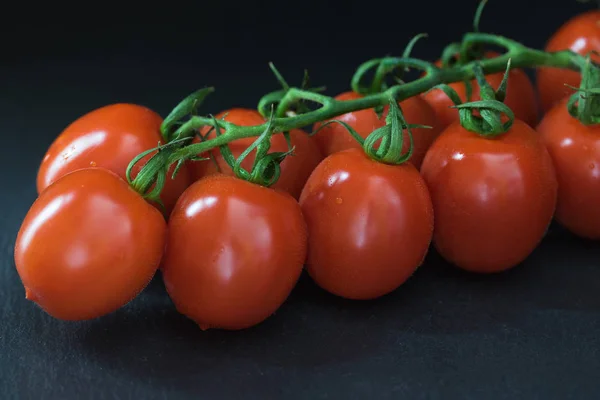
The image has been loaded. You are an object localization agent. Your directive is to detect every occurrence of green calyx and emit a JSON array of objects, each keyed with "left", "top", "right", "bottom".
[
  {"left": 567, "top": 55, "right": 600, "bottom": 126},
  {"left": 312, "top": 97, "right": 429, "bottom": 165},
  {"left": 126, "top": 136, "right": 204, "bottom": 213},
  {"left": 363, "top": 98, "right": 422, "bottom": 165},
  {"left": 440, "top": 60, "right": 514, "bottom": 137},
  {"left": 213, "top": 108, "right": 294, "bottom": 187}
]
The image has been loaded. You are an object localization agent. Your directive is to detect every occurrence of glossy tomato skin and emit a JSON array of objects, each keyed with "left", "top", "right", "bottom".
[
  {"left": 14, "top": 168, "right": 167, "bottom": 320},
  {"left": 537, "top": 98, "right": 600, "bottom": 239},
  {"left": 420, "top": 119, "right": 557, "bottom": 273},
  {"left": 37, "top": 103, "right": 192, "bottom": 216},
  {"left": 536, "top": 11, "right": 600, "bottom": 113},
  {"left": 299, "top": 148, "right": 434, "bottom": 300},
  {"left": 422, "top": 54, "right": 538, "bottom": 129},
  {"left": 162, "top": 175, "right": 307, "bottom": 330},
  {"left": 312, "top": 91, "right": 441, "bottom": 168},
  {"left": 190, "top": 108, "right": 322, "bottom": 200}
]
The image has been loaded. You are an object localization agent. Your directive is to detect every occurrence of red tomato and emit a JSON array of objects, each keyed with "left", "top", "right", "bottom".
[
  {"left": 190, "top": 108, "right": 322, "bottom": 200},
  {"left": 162, "top": 175, "right": 307, "bottom": 330},
  {"left": 37, "top": 103, "right": 192, "bottom": 216},
  {"left": 536, "top": 10, "right": 600, "bottom": 113},
  {"left": 312, "top": 91, "right": 385, "bottom": 156},
  {"left": 420, "top": 119, "right": 557, "bottom": 273},
  {"left": 422, "top": 53, "right": 538, "bottom": 129},
  {"left": 312, "top": 91, "right": 441, "bottom": 168},
  {"left": 299, "top": 148, "right": 434, "bottom": 300},
  {"left": 537, "top": 97, "right": 600, "bottom": 239},
  {"left": 14, "top": 168, "right": 167, "bottom": 320}
]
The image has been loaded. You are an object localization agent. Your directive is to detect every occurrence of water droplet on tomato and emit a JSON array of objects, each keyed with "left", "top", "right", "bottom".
[
  {"left": 590, "top": 163, "right": 595, "bottom": 170},
  {"left": 90, "top": 161, "right": 97, "bottom": 167},
  {"left": 335, "top": 197, "right": 343, "bottom": 204}
]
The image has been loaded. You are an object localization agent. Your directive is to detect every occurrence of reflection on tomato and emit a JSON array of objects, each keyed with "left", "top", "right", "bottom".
[
  {"left": 420, "top": 119, "right": 557, "bottom": 273},
  {"left": 15, "top": 168, "right": 167, "bottom": 320},
  {"left": 312, "top": 91, "right": 441, "bottom": 169},
  {"left": 299, "top": 148, "right": 434, "bottom": 300},
  {"left": 37, "top": 103, "right": 192, "bottom": 216},
  {"left": 190, "top": 108, "right": 322, "bottom": 199},
  {"left": 537, "top": 97, "right": 600, "bottom": 239},
  {"left": 536, "top": 10, "right": 600, "bottom": 113},
  {"left": 162, "top": 175, "right": 307, "bottom": 330}
]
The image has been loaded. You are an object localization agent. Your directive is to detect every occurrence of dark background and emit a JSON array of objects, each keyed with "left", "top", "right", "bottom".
[{"left": 2, "top": 1, "right": 600, "bottom": 399}]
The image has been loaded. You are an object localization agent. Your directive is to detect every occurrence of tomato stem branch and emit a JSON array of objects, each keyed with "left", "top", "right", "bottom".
[{"left": 130, "top": 32, "right": 592, "bottom": 198}]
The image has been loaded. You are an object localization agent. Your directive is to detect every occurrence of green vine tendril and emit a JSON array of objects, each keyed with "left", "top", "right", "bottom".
[{"left": 567, "top": 54, "right": 600, "bottom": 125}]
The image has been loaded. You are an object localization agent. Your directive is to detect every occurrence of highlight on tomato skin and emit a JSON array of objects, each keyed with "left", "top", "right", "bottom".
[
  {"left": 422, "top": 53, "right": 538, "bottom": 130},
  {"left": 537, "top": 97, "right": 600, "bottom": 240},
  {"left": 299, "top": 148, "right": 434, "bottom": 300},
  {"left": 14, "top": 168, "right": 167, "bottom": 321},
  {"left": 189, "top": 108, "right": 323, "bottom": 200},
  {"left": 311, "top": 91, "right": 442, "bottom": 169},
  {"left": 536, "top": 10, "right": 600, "bottom": 114},
  {"left": 161, "top": 174, "right": 307, "bottom": 331},
  {"left": 420, "top": 119, "right": 558, "bottom": 274},
  {"left": 36, "top": 103, "right": 193, "bottom": 216}
]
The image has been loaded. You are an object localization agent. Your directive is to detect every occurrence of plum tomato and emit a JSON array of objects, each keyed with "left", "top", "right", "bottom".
[
  {"left": 299, "top": 148, "right": 434, "bottom": 300},
  {"left": 536, "top": 10, "right": 600, "bottom": 113},
  {"left": 312, "top": 91, "right": 441, "bottom": 169},
  {"left": 420, "top": 119, "right": 557, "bottom": 273},
  {"left": 162, "top": 174, "right": 307, "bottom": 330},
  {"left": 14, "top": 168, "right": 167, "bottom": 320},
  {"left": 537, "top": 97, "right": 600, "bottom": 239},
  {"left": 422, "top": 53, "right": 538, "bottom": 129},
  {"left": 37, "top": 103, "right": 192, "bottom": 216},
  {"left": 190, "top": 108, "right": 322, "bottom": 200}
]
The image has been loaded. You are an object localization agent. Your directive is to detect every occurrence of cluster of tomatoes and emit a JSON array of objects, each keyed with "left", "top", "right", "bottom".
[{"left": 13, "top": 9, "right": 600, "bottom": 331}]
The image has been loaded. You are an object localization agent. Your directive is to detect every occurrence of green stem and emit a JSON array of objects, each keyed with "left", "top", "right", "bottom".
[{"left": 130, "top": 33, "right": 591, "bottom": 196}]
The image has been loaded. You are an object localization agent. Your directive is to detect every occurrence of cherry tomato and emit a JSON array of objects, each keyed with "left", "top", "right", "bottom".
[
  {"left": 312, "top": 91, "right": 441, "bottom": 169},
  {"left": 299, "top": 148, "right": 434, "bottom": 300},
  {"left": 190, "top": 108, "right": 322, "bottom": 200},
  {"left": 14, "top": 168, "right": 167, "bottom": 320},
  {"left": 37, "top": 103, "right": 192, "bottom": 215},
  {"left": 162, "top": 174, "right": 307, "bottom": 330},
  {"left": 537, "top": 97, "right": 600, "bottom": 239},
  {"left": 420, "top": 119, "right": 557, "bottom": 273},
  {"left": 422, "top": 53, "right": 538, "bottom": 129},
  {"left": 536, "top": 10, "right": 600, "bottom": 113}
]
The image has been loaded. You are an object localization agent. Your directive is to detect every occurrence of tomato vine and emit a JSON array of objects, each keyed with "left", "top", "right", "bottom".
[{"left": 127, "top": 31, "right": 595, "bottom": 204}]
